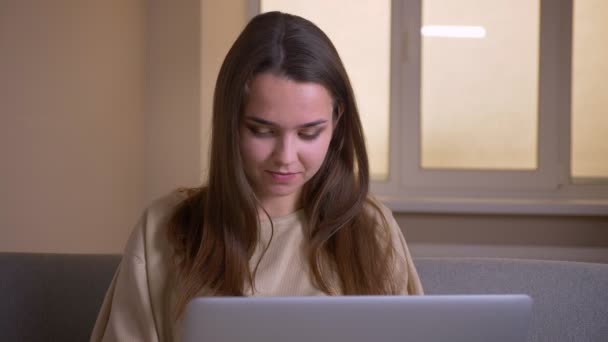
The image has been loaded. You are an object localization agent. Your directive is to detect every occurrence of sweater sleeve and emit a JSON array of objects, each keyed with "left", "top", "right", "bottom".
[{"left": 89, "top": 216, "right": 160, "bottom": 342}]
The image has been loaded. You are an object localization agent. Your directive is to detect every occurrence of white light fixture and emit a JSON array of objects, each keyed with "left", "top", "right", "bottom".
[{"left": 421, "top": 25, "right": 486, "bottom": 38}]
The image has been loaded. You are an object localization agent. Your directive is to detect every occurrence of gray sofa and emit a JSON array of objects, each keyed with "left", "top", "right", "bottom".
[{"left": 1, "top": 253, "right": 607, "bottom": 341}]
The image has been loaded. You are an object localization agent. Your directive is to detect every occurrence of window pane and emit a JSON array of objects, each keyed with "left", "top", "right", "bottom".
[
  {"left": 260, "top": 0, "right": 391, "bottom": 180},
  {"left": 572, "top": 0, "right": 608, "bottom": 179},
  {"left": 421, "top": 0, "right": 540, "bottom": 170}
]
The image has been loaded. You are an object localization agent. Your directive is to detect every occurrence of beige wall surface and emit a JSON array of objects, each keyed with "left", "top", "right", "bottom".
[
  {"left": 0, "top": 0, "right": 203, "bottom": 253},
  {"left": 145, "top": 0, "right": 202, "bottom": 203},
  {"left": 397, "top": 213, "right": 608, "bottom": 263},
  {"left": 200, "top": 0, "right": 248, "bottom": 181},
  {"left": 1, "top": 1, "right": 145, "bottom": 253}
]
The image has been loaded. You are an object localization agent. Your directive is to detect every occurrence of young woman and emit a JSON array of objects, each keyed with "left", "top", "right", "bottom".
[{"left": 91, "top": 11, "right": 423, "bottom": 342}]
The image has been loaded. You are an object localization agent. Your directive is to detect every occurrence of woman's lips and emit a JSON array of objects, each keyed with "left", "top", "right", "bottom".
[{"left": 266, "top": 170, "right": 299, "bottom": 182}]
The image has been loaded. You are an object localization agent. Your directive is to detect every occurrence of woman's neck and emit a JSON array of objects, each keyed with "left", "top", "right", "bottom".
[{"left": 257, "top": 193, "right": 301, "bottom": 218}]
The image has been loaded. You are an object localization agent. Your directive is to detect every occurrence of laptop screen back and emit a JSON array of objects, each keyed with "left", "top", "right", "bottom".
[{"left": 181, "top": 295, "right": 532, "bottom": 342}]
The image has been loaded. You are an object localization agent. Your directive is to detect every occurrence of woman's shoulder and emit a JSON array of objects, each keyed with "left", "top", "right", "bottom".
[
  {"left": 123, "top": 189, "right": 192, "bottom": 262},
  {"left": 361, "top": 195, "right": 404, "bottom": 243},
  {"left": 363, "top": 195, "right": 396, "bottom": 225},
  {"left": 143, "top": 189, "right": 190, "bottom": 222}
]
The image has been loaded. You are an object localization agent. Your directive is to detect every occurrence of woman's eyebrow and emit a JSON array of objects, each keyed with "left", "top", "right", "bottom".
[{"left": 245, "top": 116, "right": 328, "bottom": 128}]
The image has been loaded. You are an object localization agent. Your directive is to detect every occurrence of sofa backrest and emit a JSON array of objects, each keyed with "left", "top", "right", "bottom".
[
  {"left": 2, "top": 253, "right": 607, "bottom": 342},
  {"left": 416, "top": 257, "right": 608, "bottom": 342},
  {"left": 0, "top": 253, "right": 120, "bottom": 342}
]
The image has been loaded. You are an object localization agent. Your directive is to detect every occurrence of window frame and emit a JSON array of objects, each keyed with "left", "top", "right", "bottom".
[{"left": 374, "top": 0, "right": 608, "bottom": 216}]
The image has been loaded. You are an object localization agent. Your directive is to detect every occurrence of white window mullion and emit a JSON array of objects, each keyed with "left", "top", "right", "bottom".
[
  {"left": 539, "top": 0, "right": 572, "bottom": 192},
  {"left": 372, "top": 0, "right": 407, "bottom": 196},
  {"left": 398, "top": 0, "right": 423, "bottom": 192}
]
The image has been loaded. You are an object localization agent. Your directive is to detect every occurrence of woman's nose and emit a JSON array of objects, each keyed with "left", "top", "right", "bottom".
[{"left": 273, "top": 135, "right": 297, "bottom": 165}]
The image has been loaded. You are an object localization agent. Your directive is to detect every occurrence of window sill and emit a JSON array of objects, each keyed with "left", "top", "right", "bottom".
[{"left": 377, "top": 196, "right": 608, "bottom": 216}]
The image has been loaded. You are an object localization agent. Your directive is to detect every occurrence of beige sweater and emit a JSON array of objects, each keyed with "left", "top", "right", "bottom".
[{"left": 90, "top": 192, "right": 423, "bottom": 342}]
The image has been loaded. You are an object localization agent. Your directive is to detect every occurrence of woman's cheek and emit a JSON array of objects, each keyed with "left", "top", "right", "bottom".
[
  {"left": 303, "top": 137, "right": 332, "bottom": 169},
  {"left": 243, "top": 138, "right": 273, "bottom": 164}
]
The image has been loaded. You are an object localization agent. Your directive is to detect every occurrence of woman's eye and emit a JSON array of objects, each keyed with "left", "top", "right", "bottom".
[
  {"left": 248, "top": 126, "right": 274, "bottom": 136},
  {"left": 299, "top": 129, "right": 321, "bottom": 140}
]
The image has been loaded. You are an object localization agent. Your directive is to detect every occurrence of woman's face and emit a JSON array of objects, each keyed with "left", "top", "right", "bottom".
[{"left": 240, "top": 72, "right": 335, "bottom": 212}]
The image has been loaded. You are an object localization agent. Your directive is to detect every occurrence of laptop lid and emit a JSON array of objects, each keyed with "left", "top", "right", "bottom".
[{"left": 181, "top": 295, "right": 532, "bottom": 342}]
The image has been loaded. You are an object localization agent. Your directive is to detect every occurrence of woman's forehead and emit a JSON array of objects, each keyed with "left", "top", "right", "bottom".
[{"left": 243, "top": 73, "right": 334, "bottom": 127}]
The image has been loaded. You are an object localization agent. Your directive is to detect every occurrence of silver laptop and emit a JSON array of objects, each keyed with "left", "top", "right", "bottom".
[{"left": 181, "top": 295, "right": 532, "bottom": 342}]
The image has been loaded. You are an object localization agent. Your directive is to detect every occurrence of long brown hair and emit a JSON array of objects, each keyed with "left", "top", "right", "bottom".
[{"left": 168, "top": 11, "right": 399, "bottom": 316}]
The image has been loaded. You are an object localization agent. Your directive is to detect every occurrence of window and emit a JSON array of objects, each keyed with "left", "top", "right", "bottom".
[
  {"left": 253, "top": 0, "right": 608, "bottom": 215},
  {"left": 420, "top": 0, "right": 540, "bottom": 171}
]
